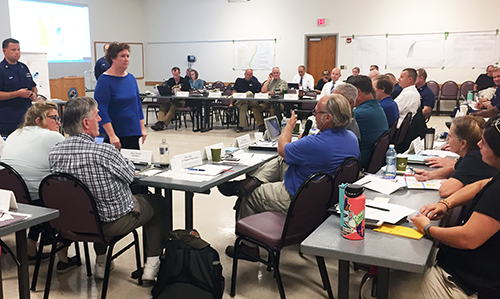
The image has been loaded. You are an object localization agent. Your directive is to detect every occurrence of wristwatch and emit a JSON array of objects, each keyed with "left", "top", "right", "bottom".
[{"left": 423, "top": 224, "right": 433, "bottom": 239}]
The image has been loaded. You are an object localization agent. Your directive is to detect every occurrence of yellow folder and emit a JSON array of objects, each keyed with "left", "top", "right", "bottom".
[{"left": 373, "top": 224, "right": 424, "bottom": 240}]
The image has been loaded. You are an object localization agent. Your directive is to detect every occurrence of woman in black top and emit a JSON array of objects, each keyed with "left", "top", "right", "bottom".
[{"left": 414, "top": 115, "right": 498, "bottom": 197}]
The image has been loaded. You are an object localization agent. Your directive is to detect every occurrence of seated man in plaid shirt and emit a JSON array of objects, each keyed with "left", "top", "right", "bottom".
[{"left": 49, "top": 97, "right": 168, "bottom": 281}]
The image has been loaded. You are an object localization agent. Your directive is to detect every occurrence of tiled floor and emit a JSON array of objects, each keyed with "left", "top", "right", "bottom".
[{"left": 0, "top": 111, "right": 450, "bottom": 299}]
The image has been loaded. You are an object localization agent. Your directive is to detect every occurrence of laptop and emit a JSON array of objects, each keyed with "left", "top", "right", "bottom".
[
  {"left": 288, "top": 83, "right": 300, "bottom": 89},
  {"left": 157, "top": 85, "right": 173, "bottom": 96},
  {"left": 249, "top": 116, "right": 281, "bottom": 151}
]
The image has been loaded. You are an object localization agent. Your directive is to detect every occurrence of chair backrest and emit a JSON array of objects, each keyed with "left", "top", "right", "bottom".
[
  {"left": 223, "top": 88, "right": 233, "bottom": 96},
  {"left": 332, "top": 157, "right": 360, "bottom": 204},
  {"left": 426, "top": 80, "right": 440, "bottom": 99},
  {"left": 439, "top": 81, "right": 459, "bottom": 100},
  {"left": 388, "top": 121, "right": 398, "bottom": 145},
  {"left": 0, "top": 162, "right": 32, "bottom": 204},
  {"left": 39, "top": 173, "right": 104, "bottom": 243},
  {"left": 300, "top": 100, "right": 316, "bottom": 110},
  {"left": 459, "top": 81, "right": 475, "bottom": 100},
  {"left": 366, "top": 131, "right": 390, "bottom": 174},
  {"left": 280, "top": 172, "right": 335, "bottom": 248},
  {"left": 395, "top": 112, "right": 412, "bottom": 146},
  {"left": 305, "top": 91, "right": 318, "bottom": 98},
  {"left": 213, "top": 81, "right": 225, "bottom": 90}
]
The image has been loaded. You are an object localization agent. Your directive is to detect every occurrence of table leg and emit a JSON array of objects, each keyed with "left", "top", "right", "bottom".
[
  {"left": 315, "top": 256, "right": 334, "bottom": 299},
  {"left": 15, "top": 229, "right": 30, "bottom": 299},
  {"left": 377, "top": 267, "right": 389, "bottom": 299},
  {"left": 193, "top": 100, "right": 202, "bottom": 132},
  {"left": 185, "top": 192, "right": 194, "bottom": 229},
  {"left": 156, "top": 188, "right": 173, "bottom": 232},
  {"left": 201, "top": 100, "right": 212, "bottom": 132},
  {"left": 338, "top": 259, "right": 349, "bottom": 299}
]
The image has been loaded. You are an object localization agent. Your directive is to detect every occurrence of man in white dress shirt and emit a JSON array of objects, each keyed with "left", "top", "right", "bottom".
[
  {"left": 394, "top": 68, "right": 420, "bottom": 127},
  {"left": 291, "top": 65, "right": 314, "bottom": 90},
  {"left": 320, "top": 67, "right": 342, "bottom": 96}
]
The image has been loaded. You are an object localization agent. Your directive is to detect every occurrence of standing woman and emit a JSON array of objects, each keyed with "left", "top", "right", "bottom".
[{"left": 94, "top": 42, "right": 146, "bottom": 149}]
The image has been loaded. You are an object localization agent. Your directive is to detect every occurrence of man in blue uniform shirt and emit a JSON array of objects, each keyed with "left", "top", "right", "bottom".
[
  {"left": 373, "top": 75, "right": 399, "bottom": 127},
  {"left": 94, "top": 43, "right": 110, "bottom": 80},
  {"left": 0, "top": 38, "right": 38, "bottom": 136},
  {"left": 416, "top": 68, "right": 435, "bottom": 119}
]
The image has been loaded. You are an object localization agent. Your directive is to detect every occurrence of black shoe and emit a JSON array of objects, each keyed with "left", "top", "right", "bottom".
[
  {"left": 28, "top": 252, "right": 51, "bottom": 265},
  {"left": 225, "top": 244, "right": 260, "bottom": 262},
  {"left": 151, "top": 121, "right": 166, "bottom": 131},
  {"left": 56, "top": 256, "right": 79, "bottom": 274},
  {"left": 217, "top": 178, "right": 261, "bottom": 197},
  {"left": 236, "top": 126, "right": 243, "bottom": 133},
  {"left": 258, "top": 124, "right": 266, "bottom": 132}
]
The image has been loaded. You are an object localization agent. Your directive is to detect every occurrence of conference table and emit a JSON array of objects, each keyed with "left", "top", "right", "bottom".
[
  {"left": 137, "top": 150, "right": 278, "bottom": 231},
  {"left": 0, "top": 204, "right": 59, "bottom": 299},
  {"left": 145, "top": 94, "right": 318, "bottom": 133},
  {"left": 300, "top": 186, "right": 441, "bottom": 299}
]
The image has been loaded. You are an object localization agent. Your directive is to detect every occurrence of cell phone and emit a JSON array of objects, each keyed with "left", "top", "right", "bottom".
[{"left": 153, "top": 163, "right": 170, "bottom": 169}]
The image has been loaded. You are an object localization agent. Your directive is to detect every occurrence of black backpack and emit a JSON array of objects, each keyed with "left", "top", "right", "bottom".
[{"left": 151, "top": 229, "right": 224, "bottom": 299}]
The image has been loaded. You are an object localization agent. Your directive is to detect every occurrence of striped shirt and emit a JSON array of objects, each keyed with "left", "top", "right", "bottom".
[{"left": 49, "top": 133, "right": 134, "bottom": 222}]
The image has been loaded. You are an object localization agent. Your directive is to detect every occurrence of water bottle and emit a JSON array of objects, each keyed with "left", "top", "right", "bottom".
[
  {"left": 385, "top": 144, "right": 397, "bottom": 178},
  {"left": 281, "top": 117, "right": 287, "bottom": 130},
  {"left": 159, "top": 139, "right": 169, "bottom": 164},
  {"left": 341, "top": 184, "right": 366, "bottom": 240}
]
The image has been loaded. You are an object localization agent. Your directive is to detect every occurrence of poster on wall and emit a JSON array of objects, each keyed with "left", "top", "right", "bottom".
[
  {"left": 233, "top": 40, "right": 275, "bottom": 70},
  {"left": 387, "top": 34, "right": 445, "bottom": 69},
  {"left": 351, "top": 36, "right": 387, "bottom": 74},
  {"left": 21, "top": 52, "right": 50, "bottom": 99},
  {"left": 444, "top": 33, "right": 498, "bottom": 69}
]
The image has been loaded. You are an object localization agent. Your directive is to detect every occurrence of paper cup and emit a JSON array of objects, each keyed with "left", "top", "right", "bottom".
[
  {"left": 396, "top": 154, "right": 408, "bottom": 172},
  {"left": 211, "top": 148, "right": 222, "bottom": 162}
]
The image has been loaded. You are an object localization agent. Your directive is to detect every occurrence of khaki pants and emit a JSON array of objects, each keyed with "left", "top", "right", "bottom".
[
  {"left": 95, "top": 194, "right": 169, "bottom": 257},
  {"left": 239, "top": 156, "right": 291, "bottom": 219},
  {"left": 234, "top": 100, "right": 259, "bottom": 127},
  {"left": 252, "top": 102, "right": 276, "bottom": 127},
  {"left": 361, "top": 265, "right": 477, "bottom": 299},
  {"left": 157, "top": 100, "right": 185, "bottom": 126}
]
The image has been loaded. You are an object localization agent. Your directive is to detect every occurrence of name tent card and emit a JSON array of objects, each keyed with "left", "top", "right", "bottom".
[
  {"left": 175, "top": 91, "right": 189, "bottom": 97},
  {"left": 208, "top": 91, "right": 222, "bottom": 98},
  {"left": 232, "top": 92, "right": 247, "bottom": 99},
  {"left": 236, "top": 134, "right": 252, "bottom": 149},
  {"left": 170, "top": 151, "right": 203, "bottom": 172},
  {"left": 284, "top": 93, "right": 299, "bottom": 100},
  {"left": 0, "top": 189, "right": 18, "bottom": 212},
  {"left": 254, "top": 93, "right": 269, "bottom": 99},
  {"left": 121, "top": 149, "right": 153, "bottom": 164}
]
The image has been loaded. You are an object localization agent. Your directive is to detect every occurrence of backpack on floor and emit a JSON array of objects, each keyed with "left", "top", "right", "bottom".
[{"left": 151, "top": 229, "right": 224, "bottom": 299}]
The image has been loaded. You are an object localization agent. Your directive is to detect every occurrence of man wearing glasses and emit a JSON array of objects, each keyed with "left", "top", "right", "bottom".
[{"left": 219, "top": 94, "right": 360, "bottom": 261}]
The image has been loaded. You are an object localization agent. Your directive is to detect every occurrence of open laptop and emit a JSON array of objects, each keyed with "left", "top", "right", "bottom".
[
  {"left": 249, "top": 116, "right": 281, "bottom": 151},
  {"left": 157, "top": 85, "right": 172, "bottom": 96},
  {"left": 288, "top": 83, "right": 300, "bottom": 90}
]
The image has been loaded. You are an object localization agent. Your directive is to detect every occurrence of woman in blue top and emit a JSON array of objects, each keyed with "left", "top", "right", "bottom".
[
  {"left": 94, "top": 42, "right": 146, "bottom": 149},
  {"left": 189, "top": 69, "right": 204, "bottom": 90}
]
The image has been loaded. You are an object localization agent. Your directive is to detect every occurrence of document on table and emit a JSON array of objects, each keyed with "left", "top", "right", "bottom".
[
  {"left": 156, "top": 170, "right": 213, "bottom": 182},
  {"left": 187, "top": 164, "right": 232, "bottom": 176},
  {"left": 365, "top": 200, "right": 417, "bottom": 224},
  {"left": 0, "top": 211, "right": 31, "bottom": 227},
  {"left": 399, "top": 176, "right": 443, "bottom": 190},
  {"left": 354, "top": 176, "right": 404, "bottom": 195},
  {"left": 232, "top": 152, "right": 275, "bottom": 166}
]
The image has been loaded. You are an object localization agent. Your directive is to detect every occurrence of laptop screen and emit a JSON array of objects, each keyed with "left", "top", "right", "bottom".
[{"left": 264, "top": 116, "right": 281, "bottom": 140}]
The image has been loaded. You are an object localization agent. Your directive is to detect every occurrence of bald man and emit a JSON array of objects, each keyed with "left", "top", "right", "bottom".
[{"left": 320, "top": 67, "right": 341, "bottom": 96}]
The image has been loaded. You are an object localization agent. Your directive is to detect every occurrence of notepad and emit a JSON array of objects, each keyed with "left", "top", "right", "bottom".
[
  {"left": 187, "top": 164, "right": 232, "bottom": 176},
  {"left": 400, "top": 176, "right": 443, "bottom": 190},
  {"left": 374, "top": 224, "right": 424, "bottom": 240},
  {"left": 354, "top": 176, "right": 404, "bottom": 195}
]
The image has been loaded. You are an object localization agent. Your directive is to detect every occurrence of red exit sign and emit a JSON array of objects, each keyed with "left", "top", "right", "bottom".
[{"left": 317, "top": 18, "right": 326, "bottom": 26}]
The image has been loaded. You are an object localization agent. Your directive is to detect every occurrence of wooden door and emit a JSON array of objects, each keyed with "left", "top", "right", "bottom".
[{"left": 306, "top": 35, "right": 337, "bottom": 86}]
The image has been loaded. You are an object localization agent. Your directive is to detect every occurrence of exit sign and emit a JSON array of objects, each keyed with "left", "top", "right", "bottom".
[{"left": 317, "top": 18, "right": 326, "bottom": 26}]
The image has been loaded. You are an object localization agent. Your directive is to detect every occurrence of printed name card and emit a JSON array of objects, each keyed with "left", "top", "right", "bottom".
[
  {"left": 208, "top": 91, "right": 222, "bottom": 98},
  {"left": 254, "top": 93, "right": 269, "bottom": 99},
  {"left": 121, "top": 149, "right": 153, "bottom": 164},
  {"left": 413, "top": 138, "right": 424, "bottom": 155},
  {"left": 175, "top": 91, "right": 189, "bottom": 97},
  {"left": 0, "top": 189, "right": 18, "bottom": 212},
  {"left": 236, "top": 134, "right": 252, "bottom": 149},
  {"left": 284, "top": 93, "right": 299, "bottom": 100},
  {"left": 170, "top": 151, "right": 203, "bottom": 172},
  {"left": 232, "top": 92, "right": 247, "bottom": 99}
]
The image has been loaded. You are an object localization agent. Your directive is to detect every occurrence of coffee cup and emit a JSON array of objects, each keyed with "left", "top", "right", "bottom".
[{"left": 396, "top": 154, "right": 408, "bottom": 172}]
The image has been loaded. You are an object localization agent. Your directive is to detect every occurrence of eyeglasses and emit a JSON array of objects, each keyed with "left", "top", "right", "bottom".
[
  {"left": 312, "top": 109, "right": 328, "bottom": 116},
  {"left": 491, "top": 118, "right": 500, "bottom": 133},
  {"left": 47, "top": 115, "right": 61, "bottom": 122}
]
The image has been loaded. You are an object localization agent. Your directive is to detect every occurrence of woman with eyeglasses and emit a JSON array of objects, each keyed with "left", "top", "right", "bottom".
[
  {"left": 413, "top": 115, "right": 499, "bottom": 198},
  {"left": 1, "top": 100, "right": 77, "bottom": 273},
  {"left": 362, "top": 114, "right": 500, "bottom": 299}
]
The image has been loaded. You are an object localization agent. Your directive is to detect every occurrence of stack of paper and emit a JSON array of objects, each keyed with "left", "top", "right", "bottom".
[
  {"left": 399, "top": 176, "right": 443, "bottom": 190},
  {"left": 365, "top": 200, "right": 416, "bottom": 224},
  {"left": 354, "top": 176, "right": 404, "bottom": 195}
]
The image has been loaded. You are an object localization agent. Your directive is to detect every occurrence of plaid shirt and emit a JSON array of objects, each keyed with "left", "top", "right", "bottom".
[{"left": 49, "top": 133, "right": 134, "bottom": 222}]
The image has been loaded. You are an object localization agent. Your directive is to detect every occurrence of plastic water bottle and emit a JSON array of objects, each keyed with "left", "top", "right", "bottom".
[
  {"left": 385, "top": 144, "right": 397, "bottom": 178},
  {"left": 281, "top": 117, "right": 287, "bottom": 130},
  {"left": 159, "top": 139, "right": 169, "bottom": 164}
]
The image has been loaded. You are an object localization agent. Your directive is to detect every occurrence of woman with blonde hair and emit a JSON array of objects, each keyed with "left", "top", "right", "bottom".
[
  {"left": 1, "top": 100, "right": 76, "bottom": 273},
  {"left": 414, "top": 115, "right": 499, "bottom": 197}
]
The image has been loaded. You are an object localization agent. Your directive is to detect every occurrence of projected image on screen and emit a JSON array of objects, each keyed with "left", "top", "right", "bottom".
[{"left": 8, "top": 0, "right": 91, "bottom": 63}]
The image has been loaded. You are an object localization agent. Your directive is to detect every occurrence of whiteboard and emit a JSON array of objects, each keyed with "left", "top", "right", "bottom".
[
  {"left": 352, "top": 36, "right": 387, "bottom": 73},
  {"left": 20, "top": 52, "right": 50, "bottom": 98},
  {"left": 387, "top": 34, "right": 445, "bottom": 69},
  {"left": 94, "top": 42, "right": 144, "bottom": 79},
  {"left": 233, "top": 40, "right": 276, "bottom": 70}
]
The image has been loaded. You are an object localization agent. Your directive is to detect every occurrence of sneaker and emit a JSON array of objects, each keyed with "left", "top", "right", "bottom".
[
  {"left": 236, "top": 126, "right": 243, "bottom": 133},
  {"left": 151, "top": 121, "right": 166, "bottom": 131},
  {"left": 95, "top": 260, "right": 114, "bottom": 280},
  {"left": 56, "top": 256, "right": 79, "bottom": 274},
  {"left": 28, "top": 252, "right": 51, "bottom": 265},
  {"left": 258, "top": 124, "right": 266, "bottom": 132},
  {"left": 225, "top": 244, "right": 260, "bottom": 262},
  {"left": 142, "top": 259, "right": 161, "bottom": 281}
]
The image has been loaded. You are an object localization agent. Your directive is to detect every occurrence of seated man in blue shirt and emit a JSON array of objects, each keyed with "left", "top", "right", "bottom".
[
  {"left": 347, "top": 75, "right": 389, "bottom": 170},
  {"left": 373, "top": 75, "right": 399, "bottom": 127},
  {"left": 416, "top": 68, "right": 436, "bottom": 119},
  {"left": 219, "top": 94, "right": 360, "bottom": 260}
]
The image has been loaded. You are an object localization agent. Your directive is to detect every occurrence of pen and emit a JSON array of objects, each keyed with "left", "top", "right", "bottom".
[
  {"left": 360, "top": 180, "right": 371, "bottom": 186},
  {"left": 408, "top": 167, "right": 417, "bottom": 175},
  {"left": 188, "top": 168, "right": 205, "bottom": 172},
  {"left": 366, "top": 205, "right": 390, "bottom": 212}
]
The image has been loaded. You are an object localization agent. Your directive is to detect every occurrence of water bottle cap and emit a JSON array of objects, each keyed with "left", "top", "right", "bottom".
[
  {"left": 162, "top": 138, "right": 166, "bottom": 142},
  {"left": 389, "top": 144, "right": 395, "bottom": 149},
  {"left": 345, "top": 184, "right": 365, "bottom": 197}
]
